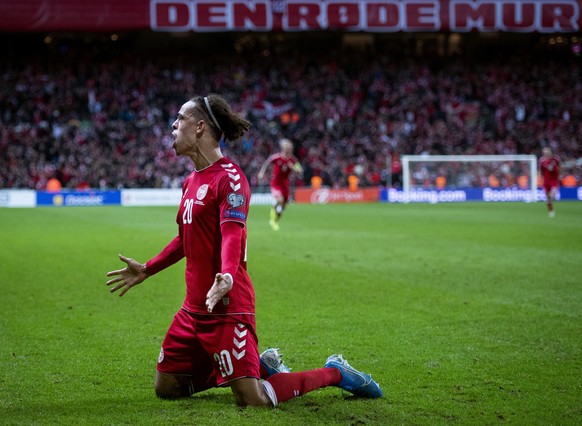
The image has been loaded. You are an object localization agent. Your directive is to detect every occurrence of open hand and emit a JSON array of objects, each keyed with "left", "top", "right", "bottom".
[
  {"left": 106, "top": 254, "right": 148, "bottom": 297},
  {"left": 205, "top": 273, "right": 233, "bottom": 313}
]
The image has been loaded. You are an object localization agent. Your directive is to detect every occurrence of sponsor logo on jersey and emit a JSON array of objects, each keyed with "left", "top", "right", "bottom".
[
  {"left": 224, "top": 209, "right": 246, "bottom": 220},
  {"left": 227, "top": 193, "right": 245, "bottom": 208}
]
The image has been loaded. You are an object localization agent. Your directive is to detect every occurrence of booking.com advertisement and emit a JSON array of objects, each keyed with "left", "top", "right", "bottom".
[
  {"left": 380, "top": 187, "right": 582, "bottom": 203},
  {"left": 1, "top": 188, "right": 581, "bottom": 208}
]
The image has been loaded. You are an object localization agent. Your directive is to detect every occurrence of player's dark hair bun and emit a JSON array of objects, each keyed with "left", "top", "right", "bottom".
[{"left": 194, "top": 94, "right": 251, "bottom": 141}]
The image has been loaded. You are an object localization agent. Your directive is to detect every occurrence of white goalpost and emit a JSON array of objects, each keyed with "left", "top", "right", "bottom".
[{"left": 401, "top": 154, "right": 538, "bottom": 203}]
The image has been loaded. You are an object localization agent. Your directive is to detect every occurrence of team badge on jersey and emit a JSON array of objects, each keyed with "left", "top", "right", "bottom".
[
  {"left": 197, "top": 184, "right": 209, "bottom": 200},
  {"left": 227, "top": 193, "right": 245, "bottom": 208}
]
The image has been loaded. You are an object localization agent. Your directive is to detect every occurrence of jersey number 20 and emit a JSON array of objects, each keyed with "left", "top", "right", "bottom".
[
  {"left": 182, "top": 199, "right": 194, "bottom": 224},
  {"left": 214, "top": 350, "right": 234, "bottom": 377}
]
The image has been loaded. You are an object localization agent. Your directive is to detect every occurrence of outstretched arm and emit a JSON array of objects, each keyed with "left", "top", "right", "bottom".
[
  {"left": 258, "top": 158, "right": 271, "bottom": 182},
  {"left": 106, "top": 234, "right": 184, "bottom": 297}
]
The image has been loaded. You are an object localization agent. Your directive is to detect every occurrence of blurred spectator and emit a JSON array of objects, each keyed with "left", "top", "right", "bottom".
[
  {"left": 0, "top": 37, "right": 580, "bottom": 190},
  {"left": 46, "top": 177, "right": 62, "bottom": 192},
  {"left": 562, "top": 174, "right": 577, "bottom": 187}
]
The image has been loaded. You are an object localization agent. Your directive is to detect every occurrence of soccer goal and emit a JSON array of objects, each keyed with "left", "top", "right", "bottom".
[{"left": 401, "top": 155, "right": 538, "bottom": 202}]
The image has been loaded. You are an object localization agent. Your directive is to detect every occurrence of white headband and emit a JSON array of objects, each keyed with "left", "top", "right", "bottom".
[{"left": 204, "top": 96, "right": 222, "bottom": 131}]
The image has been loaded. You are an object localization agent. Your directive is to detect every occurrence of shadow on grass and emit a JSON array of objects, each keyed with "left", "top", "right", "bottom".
[
  {"left": 3, "top": 392, "right": 390, "bottom": 425},
  {"left": 261, "top": 393, "right": 391, "bottom": 425},
  {"left": 2, "top": 392, "right": 227, "bottom": 422}
]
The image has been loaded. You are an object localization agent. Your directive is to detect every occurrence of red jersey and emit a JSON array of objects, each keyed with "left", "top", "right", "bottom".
[
  {"left": 539, "top": 155, "right": 560, "bottom": 184},
  {"left": 267, "top": 153, "right": 300, "bottom": 187},
  {"left": 146, "top": 157, "right": 254, "bottom": 315}
]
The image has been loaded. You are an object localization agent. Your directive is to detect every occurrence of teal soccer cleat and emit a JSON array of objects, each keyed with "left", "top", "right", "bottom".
[
  {"left": 325, "top": 354, "right": 383, "bottom": 398},
  {"left": 260, "top": 348, "right": 292, "bottom": 377}
]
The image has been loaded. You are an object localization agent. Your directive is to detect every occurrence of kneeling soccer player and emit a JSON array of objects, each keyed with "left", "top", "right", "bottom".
[{"left": 106, "top": 94, "right": 382, "bottom": 406}]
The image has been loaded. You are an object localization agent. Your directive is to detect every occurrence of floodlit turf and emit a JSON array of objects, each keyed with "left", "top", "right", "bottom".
[{"left": 1, "top": 201, "right": 581, "bottom": 425}]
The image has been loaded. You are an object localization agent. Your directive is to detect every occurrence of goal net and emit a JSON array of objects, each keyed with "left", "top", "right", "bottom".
[{"left": 401, "top": 155, "right": 538, "bottom": 203}]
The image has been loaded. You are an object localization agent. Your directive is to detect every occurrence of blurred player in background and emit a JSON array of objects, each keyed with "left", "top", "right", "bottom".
[
  {"left": 106, "top": 94, "right": 382, "bottom": 407},
  {"left": 258, "top": 138, "right": 303, "bottom": 231},
  {"left": 538, "top": 147, "right": 560, "bottom": 217}
]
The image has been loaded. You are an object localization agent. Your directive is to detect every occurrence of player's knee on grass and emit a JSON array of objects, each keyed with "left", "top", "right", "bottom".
[
  {"left": 230, "top": 378, "right": 272, "bottom": 407},
  {"left": 154, "top": 372, "right": 192, "bottom": 399}
]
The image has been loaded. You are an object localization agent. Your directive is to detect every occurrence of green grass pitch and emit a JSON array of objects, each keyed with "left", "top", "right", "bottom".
[{"left": 1, "top": 202, "right": 581, "bottom": 425}]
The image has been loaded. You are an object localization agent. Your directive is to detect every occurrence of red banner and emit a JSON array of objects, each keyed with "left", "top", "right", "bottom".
[
  {"left": 0, "top": 1, "right": 150, "bottom": 32},
  {"left": 295, "top": 188, "right": 380, "bottom": 204},
  {"left": 1, "top": 1, "right": 580, "bottom": 32}
]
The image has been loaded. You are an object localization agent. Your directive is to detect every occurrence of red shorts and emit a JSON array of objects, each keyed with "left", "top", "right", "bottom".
[
  {"left": 157, "top": 309, "right": 260, "bottom": 390},
  {"left": 271, "top": 184, "right": 290, "bottom": 203},
  {"left": 543, "top": 180, "right": 558, "bottom": 193}
]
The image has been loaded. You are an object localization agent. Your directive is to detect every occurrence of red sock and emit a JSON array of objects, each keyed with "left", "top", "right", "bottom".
[
  {"left": 263, "top": 368, "right": 341, "bottom": 405},
  {"left": 259, "top": 364, "right": 269, "bottom": 380}
]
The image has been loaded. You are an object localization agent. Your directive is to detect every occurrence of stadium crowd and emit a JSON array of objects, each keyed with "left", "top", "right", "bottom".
[{"left": 1, "top": 37, "right": 581, "bottom": 191}]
